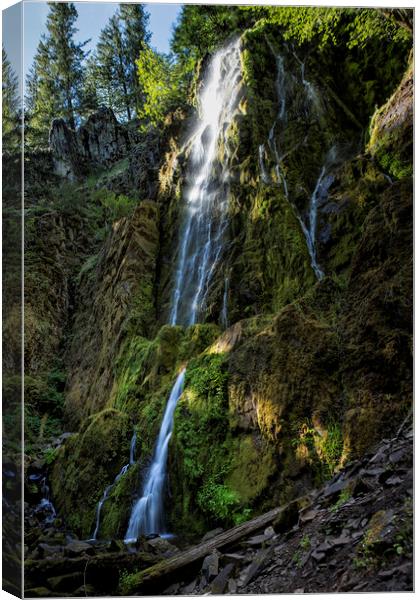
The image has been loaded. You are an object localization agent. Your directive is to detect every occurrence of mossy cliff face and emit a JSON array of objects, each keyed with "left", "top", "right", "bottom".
[
  {"left": 368, "top": 55, "right": 413, "bottom": 181},
  {"left": 64, "top": 200, "right": 159, "bottom": 428},
  {"left": 51, "top": 409, "right": 132, "bottom": 536},
  {"left": 44, "top": 22, "right": 412, "bottom": 542},
  {"left": 23, "top": 172, "right": 106, "bottom": 449},
  {"left": 164, "top": 33, "right": 412, "bottom": 532}
]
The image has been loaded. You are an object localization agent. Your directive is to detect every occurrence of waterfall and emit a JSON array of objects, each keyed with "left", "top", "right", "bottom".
[
  {"left": 91, "top": 430, "right": 136, "bottom": 540},
  {"left": 30, "top": 475, "right": 57, "bottom": 524},
  {"left": 125, "top": 40, "right": 242, "bottom": 543},
  {"left": 130, "top": 431, "right": 137, "bottom": 465},
  {"left": 260, "top": 44, "right": 334, "bottom": 280},
  {"left": 259, "top": 144, "right": 271, "bottom": 184},
  {"left": 221, "top": 275, "right": 230, "bottom": 328},
  {"left": 169, "top": 39, "right": 242, "bottom": 326},
  {"left": 307, "top": 165, "right": 334, "bottom": 279},
  {"left": 125, "top": 369, "right": 186, "bottom": 542}
]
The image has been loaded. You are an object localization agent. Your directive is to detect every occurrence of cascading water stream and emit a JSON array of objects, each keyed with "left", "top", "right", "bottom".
[
  {"left": 29, "top": 474, "right": 57, "bottom": 525},
  {"left": 259, "top": 43, "right": 334, "bottom": 281},
  {"left": 306, "top": 165, "right": 334, "bottom": 279},
  {"left": 125, "top": 370, "right": 186, "bottom": 541},
  {"left": 125, "top": 39, "right": 242, "bottom": 543},
  {"left": 170, "top": 39, "right": 242, "bottom": 327},
  {"left": 130, "top": 431, "right": 137, "bottom": 465},
  {"left": 91, "top": 430, "right": 136, "bottom": 540}
]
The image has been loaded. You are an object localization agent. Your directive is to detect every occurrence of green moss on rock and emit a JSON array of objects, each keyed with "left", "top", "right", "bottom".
[{"left": 51, "top": 409, "right": 132, "bottom": 538}]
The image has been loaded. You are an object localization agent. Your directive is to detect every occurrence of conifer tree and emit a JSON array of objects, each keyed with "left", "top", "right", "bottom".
[
  {"left": 85, "top": 4, "right": 151, "bottom": 121},
  {"left": 45, "top": 2, "right": 88, "bottom": 129},
  {"left": 80, "top": 55, "right": 101, "bottom": 116},
  {"left": 95, "top": 14, "right": 132, "bottom": 120},
  {"left": 25, "top": 2, "right": 87, "bottom": 145},
  {"left": 2, "top": 46, "right": 21, "bottom": 152},
  {"left": 119, "top": 3, "right": 151, "bottom": 113},
  {"left": 25, "top": 38, "right": 61, "bottom": 146}
]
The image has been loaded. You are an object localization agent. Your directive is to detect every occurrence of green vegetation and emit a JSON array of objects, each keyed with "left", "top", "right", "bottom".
[
  {"left": 241, "top": 7, "right": 411, "bottom": 49},
  {"left": 2, "top": 47, "right": 20, "bottom": 152},
  {"left": 23, "top": 367, "right": 66, "bottom": 452},
  {"left": 91, "top": 189, "right": 138, "bottom": 221},
  {"left": 291, "top": 420, "right": 344, "bottom": 481},
  {"left": 331, "top": 488, "right": 352, "bottom": 513},
  {"left": 85, "top": 4, "right": 150, "bottom": 120},
  {"left": 172, "top": 5, "right": 252, "bottom": 59},
  {"left": 25, "top": 2, "right": 88, "bottom": 145},
  {"left": 136, "top": 48, "right": 192, "bottom": 127},
  {"left": 43, "top": 447, "right": 59, "bottom": 465},
  {"left": 300, "top": 533, "right": 311, "bottom": 551}
]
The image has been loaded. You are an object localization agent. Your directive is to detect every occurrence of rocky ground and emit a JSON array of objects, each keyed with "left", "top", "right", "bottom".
[
  {"left": 153, "top": 421, "right": 413, "bottom": 595},
  {"left": 20, "top": 419, "right": 412, "bottom": 596}
]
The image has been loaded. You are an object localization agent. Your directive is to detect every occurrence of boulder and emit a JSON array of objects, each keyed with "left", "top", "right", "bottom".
[
  {"left": 64, "top": 540, "right": 96, "bottom": 558},
  {"left": 47, "top": 572, "right": 84, "bottom": 592},
  {"left": 146, "top": 536, "right": 178, "bottom": 557},
  {"left": 210, "top": 563, "right": 235, "bottom": 594},
  {"left": 202, "top": 550, "right": 220, "bottom": 582}
]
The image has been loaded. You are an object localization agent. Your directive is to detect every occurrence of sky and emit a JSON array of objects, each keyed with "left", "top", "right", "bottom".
[{"left": 3, "top": 1, "right": 182, "bottom": 79}]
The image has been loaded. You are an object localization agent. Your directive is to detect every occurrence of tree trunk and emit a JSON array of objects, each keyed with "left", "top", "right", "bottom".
[{"left": 124, "top": 499, "right": 300, "bottom": 594}]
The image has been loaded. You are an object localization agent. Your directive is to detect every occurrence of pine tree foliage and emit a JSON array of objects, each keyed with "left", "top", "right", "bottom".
[
  {"left": 2, "top": 46, "right": 21, "bottom": 152},
  {"left": 45, "top": 1, "right": 88, "bottom": 128},
  {"left": 25, "top": 2, "right": 88, "bottom": 146},
  {"left": 25, "top": 37, "right": 61, "bottom": 146},
  {"left": 85, "top": 3, "right": 151, "bottom": 121},
  {"left": 171, "top": 5, "right": 249, "bottom": 59},
  {"left": 119, "top": 3, "right": 151, "bottom": 113}
]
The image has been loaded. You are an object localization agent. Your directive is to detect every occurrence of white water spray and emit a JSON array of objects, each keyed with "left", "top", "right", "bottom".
[
  {"left": 125, "top": 370, "right": 186, "bottom": 541},
  {"left": 170, "top": 39, "right": 242, "bottom": 326}
]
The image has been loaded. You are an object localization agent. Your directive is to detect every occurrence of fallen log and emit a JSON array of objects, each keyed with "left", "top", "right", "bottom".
[{"left": 122, "top": 499, "right": 301, "bottom": 594}]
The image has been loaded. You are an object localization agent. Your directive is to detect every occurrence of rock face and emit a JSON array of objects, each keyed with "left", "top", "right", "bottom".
[
  {"left": 49, "top": 107, "right": 163, "bottom": 200},
  {"left": 49, "top": 118, "right": 82, "bottom": 181},
  {"left": 64, "top": 200, "right": 160, "bottom": 426},
  {"left": 49, "top": 107, "right": 135, "bottom": 180}
]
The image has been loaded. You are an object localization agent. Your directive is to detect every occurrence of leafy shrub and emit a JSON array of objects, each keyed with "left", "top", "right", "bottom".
[
  {"left": 197, "top": 481, "right": 240, "bottom": 520},
  {"left": 43, "top": 447, "right": 59, "bottom": 465},
  {"left": 91, "top": 189, "right": 138, "bottom": 221}
]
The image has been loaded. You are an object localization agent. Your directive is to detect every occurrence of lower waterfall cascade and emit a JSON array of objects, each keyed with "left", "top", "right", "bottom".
[{"left": 125, "top": 370, "right": 186, "bottom": 541}]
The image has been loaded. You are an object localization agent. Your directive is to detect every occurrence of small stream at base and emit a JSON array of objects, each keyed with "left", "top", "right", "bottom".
[
  {"left": 90, "top": 430, "right": 137, "bottom": 541},
  {"left": 29, "top": 474, "right": 57, "bottom": 525}
]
